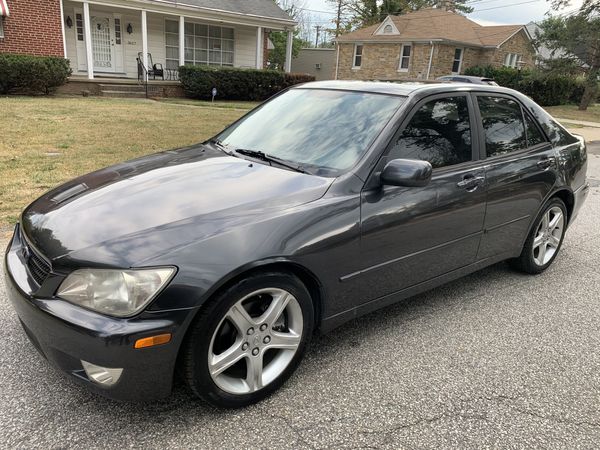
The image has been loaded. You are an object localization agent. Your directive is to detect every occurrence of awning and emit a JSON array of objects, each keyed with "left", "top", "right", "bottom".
[{"left": 0, "top": 0, "right": 9, "bottom": 17}]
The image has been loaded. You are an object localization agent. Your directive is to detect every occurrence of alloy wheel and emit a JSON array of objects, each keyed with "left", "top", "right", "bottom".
[
  {"left": 208, "top": 288, "right": 303, "bottom": 394},
  {"left": 532, "top": 206, "right": 564, "bottom": 266}
]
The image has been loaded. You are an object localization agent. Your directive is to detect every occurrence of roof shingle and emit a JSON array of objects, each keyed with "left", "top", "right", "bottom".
[{"left": 336, "top": 8, "right": 524, "bottom": 48}]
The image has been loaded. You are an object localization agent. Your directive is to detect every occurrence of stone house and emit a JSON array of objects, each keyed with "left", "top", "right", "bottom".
[{"left": 334, "top": 8, "right": 535, "bottom": 81}]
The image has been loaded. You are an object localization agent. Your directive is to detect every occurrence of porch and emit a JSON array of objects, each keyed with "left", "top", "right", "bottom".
[{"left": 60, "top": 0, "right": 295, "bottom": 81}]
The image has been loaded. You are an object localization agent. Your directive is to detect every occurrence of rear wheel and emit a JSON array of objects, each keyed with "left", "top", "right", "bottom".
[
  {"left": 511, "top": 198, "right": 567, "bottom": 274},
  {"left": 182, "top": 272, "right": 314, "bottom": 408}
]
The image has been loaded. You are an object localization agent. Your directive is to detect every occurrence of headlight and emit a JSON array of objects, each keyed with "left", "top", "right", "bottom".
[{"left": 56, "top": 267, "right": 176, "bottom": 317}]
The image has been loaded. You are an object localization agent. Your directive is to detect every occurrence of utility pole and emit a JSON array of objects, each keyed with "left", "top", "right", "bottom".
[{"left": 315, "top": 25, "right": 321, "bottom": 47}]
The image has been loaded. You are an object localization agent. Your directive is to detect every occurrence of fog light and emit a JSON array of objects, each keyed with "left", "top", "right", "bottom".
[{"left": 81, "top": 360, "right": 123, "bottom": 386}]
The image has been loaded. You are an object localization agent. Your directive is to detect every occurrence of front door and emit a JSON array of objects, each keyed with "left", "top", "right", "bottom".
[
  {"left": 358, "top": 93, "right": 487, "bottom": 301},
  {"left": 90, "top": 15, "right": 115, "bottom": 72}
]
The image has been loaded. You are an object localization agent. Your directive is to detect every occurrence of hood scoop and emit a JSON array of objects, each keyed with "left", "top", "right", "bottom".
[{"left": 50, "top": 183, "right": 89, "bottom": 204}]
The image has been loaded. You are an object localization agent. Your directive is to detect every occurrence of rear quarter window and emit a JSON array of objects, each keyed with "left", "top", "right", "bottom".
[{"left": 526, "top": 102, "right": 578, "bottom": 146}]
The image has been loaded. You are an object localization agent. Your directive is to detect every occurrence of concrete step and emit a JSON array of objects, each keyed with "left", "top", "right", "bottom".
[
  {"left": 100, "top": 90, "right": 147, "bottom": 98},
  {"left": 98, "top": 83, "right": 145, "bottom": 93}
]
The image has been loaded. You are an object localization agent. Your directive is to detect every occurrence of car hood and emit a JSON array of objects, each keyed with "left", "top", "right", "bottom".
[{"left": 21, "top": 145, "right": 333, "bottom": 264}]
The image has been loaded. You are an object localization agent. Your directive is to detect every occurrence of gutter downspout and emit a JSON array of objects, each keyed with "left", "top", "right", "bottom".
[
  {"left": 334, "top": 43, "right": 340, "bottom": 80},
  {"left": 426, "top": 41, "right": 434, "bottom": 80}
]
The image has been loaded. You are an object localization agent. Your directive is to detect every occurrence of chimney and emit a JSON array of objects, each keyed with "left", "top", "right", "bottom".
[{"left": 437, "top": 0, "right": 455, "bottom": 11}]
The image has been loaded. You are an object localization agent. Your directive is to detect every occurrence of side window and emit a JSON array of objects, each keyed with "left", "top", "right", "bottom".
[
  {"left": 353, "top": 44, "right": 363, "bottom": 68},
  {"left": 477, "top": 96, "right": 526, "bottom": 157},
  {"left": 524, "top": 111, "right": 547, "bottom": 147},
  {"left": 527, "top": 102, "right": 578, "bottom": 146},
  {"left": 388, "top": 96, "right": 472, "bottom": 169}
]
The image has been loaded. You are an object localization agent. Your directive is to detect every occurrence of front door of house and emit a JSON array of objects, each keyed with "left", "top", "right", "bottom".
[{"left": 91, "top": 15, "right": 115, "bottom": 72}]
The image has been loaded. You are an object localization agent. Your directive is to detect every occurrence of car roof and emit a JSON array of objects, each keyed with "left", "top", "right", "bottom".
[{"left": 293, "top": 80, "right": 516, "bottom": 97}]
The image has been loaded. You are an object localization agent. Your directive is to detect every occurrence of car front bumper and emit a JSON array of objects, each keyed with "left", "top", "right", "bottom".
[{"left": 4, "top": 226, "right": 195, "bottom": 402}]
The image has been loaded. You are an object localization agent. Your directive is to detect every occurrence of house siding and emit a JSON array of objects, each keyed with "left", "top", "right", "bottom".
[{"left": 0, "top": 0, "right": 64, "bottom": 57}]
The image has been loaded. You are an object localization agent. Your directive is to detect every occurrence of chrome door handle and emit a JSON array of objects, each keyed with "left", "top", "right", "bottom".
[{"left": 457, "top": 176, "right": 485, "bottom": 191}]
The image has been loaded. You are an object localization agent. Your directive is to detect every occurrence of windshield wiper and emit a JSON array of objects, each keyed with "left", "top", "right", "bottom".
[{"left": 235, "top": 149, "right": 310, "bottom": 174}]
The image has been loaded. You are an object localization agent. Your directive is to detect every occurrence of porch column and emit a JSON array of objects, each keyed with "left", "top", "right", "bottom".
[
  {"left": 141, "top": 10, "right": 148, "bottom": 81},
  {"left": 179, "top": 16, "right": 185, "bottom": 67},
  {"left": 255, "top": 26, "right": 263, "bottom": 69},
  {"left": 83, "top": 1, "right": 93, "bottom": 79},
  {"left": 59, "top": 0, "right": 67, "bottom": 58},
  {"left": 284, "top": 30, "right": 293, "bottom": 73}
]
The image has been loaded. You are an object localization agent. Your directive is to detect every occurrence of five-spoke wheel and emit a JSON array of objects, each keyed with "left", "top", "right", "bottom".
[
  {"left": 208, "top": 288, "right": 303, "bottom": 394},
  {"left": 511, "top": 197, "right": 567, "bottom": 274},
  {"left": 182, "top": 272, "right": 313, "bottom": 408}
]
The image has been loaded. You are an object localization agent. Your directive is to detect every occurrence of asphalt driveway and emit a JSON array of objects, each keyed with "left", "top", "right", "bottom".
[{"left": 1, "top": 145, "right": 599, "bottom": 449}]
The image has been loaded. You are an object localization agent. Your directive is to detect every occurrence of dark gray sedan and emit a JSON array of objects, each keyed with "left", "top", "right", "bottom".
[{"left": 4, "top": 81, "right": 589, "bottom": 408}]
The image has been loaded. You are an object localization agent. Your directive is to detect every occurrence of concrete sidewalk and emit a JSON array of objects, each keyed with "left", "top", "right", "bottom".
[{"left": 556, "top": 117, "right": 600, "bottom": 128}]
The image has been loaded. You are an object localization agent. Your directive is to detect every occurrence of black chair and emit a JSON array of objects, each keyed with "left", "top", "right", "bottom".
[{"left": 137, "top": 52, "right": 164, "bottom": 80}]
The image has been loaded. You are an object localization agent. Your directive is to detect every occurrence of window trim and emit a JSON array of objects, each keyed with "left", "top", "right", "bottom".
[
  {"left": 451, "top": 48, "right": 463, "bottom": 75},
  {"left": 503, "top": 52, "right": 521, "bottom": 69},
  {"left": 352, "top": 43, "right": 363, "bottom": 69},
  {"left": 471, "top": 92, "right": 550, "bottom": 162},
  {"left": 0, "top": 17, "right": 4, "bottom": 39},
  {"left": 398, "top": 44, "right": 412, "bottom": 72}
]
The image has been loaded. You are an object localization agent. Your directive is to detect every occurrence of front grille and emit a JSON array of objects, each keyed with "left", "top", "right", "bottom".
[{"left": 21, "top": 232, "right": 51, "bottom": 285}]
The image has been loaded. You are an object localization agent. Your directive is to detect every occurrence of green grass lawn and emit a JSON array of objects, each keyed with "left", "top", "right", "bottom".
[
  {"left": 0, "top": 96, "right": 254, "bottom": 227},
  {"left": 544, "top": 104, "right": 600, "bottom": 124}
]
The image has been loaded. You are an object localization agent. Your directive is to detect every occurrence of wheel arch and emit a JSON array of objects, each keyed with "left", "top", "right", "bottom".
[
  {"left": 192, "top": 258, "right": 325, "bottom": 332},
  {"left": 551, "top": 188, "right": 575, "bottom": 225}
]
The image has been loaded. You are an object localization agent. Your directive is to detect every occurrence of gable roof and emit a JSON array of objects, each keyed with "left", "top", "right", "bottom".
[
  {"left": 336, "top": 8, "right": 525, "bottom": 48},
  {"left": 155, "top": 0, "right": 294, "bottom": 22}
]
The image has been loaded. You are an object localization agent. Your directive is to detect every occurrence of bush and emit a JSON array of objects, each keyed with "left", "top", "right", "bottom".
[
  {"left": 0, "top": 54, "right": 71, "bottom": 95},
  {"left": 283, "top": 72, "right": 316, "bottom": 88},
  {"left": 464, "top": 65, "right": 584, "bottom": 106},
  {"left": 179, "top": 66, "right": 315, "bottom": 101}
]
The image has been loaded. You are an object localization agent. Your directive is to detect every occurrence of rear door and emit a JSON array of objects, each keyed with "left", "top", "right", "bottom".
[
  {"left": 357, "top": 93, "right": 487, "bottom": 301},
  {"left": 473, "top": 93, "right": 558, "bottom": 259}
]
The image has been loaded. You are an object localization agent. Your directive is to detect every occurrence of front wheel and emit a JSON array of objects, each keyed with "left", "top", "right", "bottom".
[
  {"left": 510, "top": 197, "right": 567, "bottom": 274},
  {"left": 182, "top": 272, "right": 314, "bottom": 408}
]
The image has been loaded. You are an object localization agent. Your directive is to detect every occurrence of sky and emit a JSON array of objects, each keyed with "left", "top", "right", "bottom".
[{"left": 296, "top": 0, "right": 584, "bottom": 43}]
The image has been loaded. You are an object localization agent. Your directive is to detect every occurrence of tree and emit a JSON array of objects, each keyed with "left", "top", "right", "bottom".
[
  {"left": 548, "top": 0, "right": 599, "bottom": 16},
  {"left": 536, "top": 13, "right": 600, "bottom": 110},
  {"left": 338, "top": 0, "right": 473, "bottom": 29},
  {"left": 268, "top": 0, "right": 311, "bottom": 70}
]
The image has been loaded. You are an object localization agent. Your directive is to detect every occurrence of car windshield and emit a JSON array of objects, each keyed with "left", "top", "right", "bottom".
[{"left": 217, "top": 88, "right": 405, "bottom": 175}]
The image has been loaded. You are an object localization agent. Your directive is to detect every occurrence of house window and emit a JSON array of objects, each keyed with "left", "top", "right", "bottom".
[
  {"left": 114, "top": 18, "right": 121, "bottom": 45},
  {"left": 0, "top": 18, "right": 4, "bottom": 39},
  {"left": 165, "top": 19, "right": 234, "bottom": 69},
  {"left": 165, "top": 20, "right": 179, "bottom": 69},
  {"left": 383, "top": 24, "right": 392, "bottom": 33},
  {"left": 353, "top": 44, "right": 363, "bottom": 68},
  {"left": 398, "top": 44, "right": 411, "bottom": 71},
  {"left": 75, "top": 13, "right": 84, "bottom": 41},
  {"left": 452, "top": 48, "right": 463, "bottom": 74},
  {"left": 504, "top": 53, "right": 520, "bottom": 68}
]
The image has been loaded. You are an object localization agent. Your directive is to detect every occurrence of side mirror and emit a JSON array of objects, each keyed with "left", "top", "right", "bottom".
[{"left": 380, "top": 158, "right": 432, "bottom": 187}]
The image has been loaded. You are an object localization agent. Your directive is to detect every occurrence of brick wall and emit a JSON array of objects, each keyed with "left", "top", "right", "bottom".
[
  {"left": 335, "top": 31, "right": 535, "bottom": 80},
  {"left": 481, "top": 29, "right": 535, "bottom": 68},
  {"left": 0, "top": 0, "right": 64, "bottom": 56}
]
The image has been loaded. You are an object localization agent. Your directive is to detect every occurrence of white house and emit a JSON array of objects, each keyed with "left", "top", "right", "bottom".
[{"left": 60, "top": 0, "right": 295, "bottom": 80}]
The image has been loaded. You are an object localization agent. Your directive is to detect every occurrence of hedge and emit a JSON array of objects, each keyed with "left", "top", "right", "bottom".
[
  {"left": 0, "top": 54, "right": 71, "bottom": 95},
  {"left": 179, "top": 65, "right": 315, "bottom": 101},
  {"left": 464, "top": 65, "right": 589, "bottom": 106}
]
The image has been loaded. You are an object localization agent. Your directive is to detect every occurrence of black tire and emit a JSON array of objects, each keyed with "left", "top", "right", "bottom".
[
  {"left": 510, "top": 197, "right": 567, "bottom": 274},
  {"left": 181, "top": 271, "right": 314, "bottom": 408}
]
